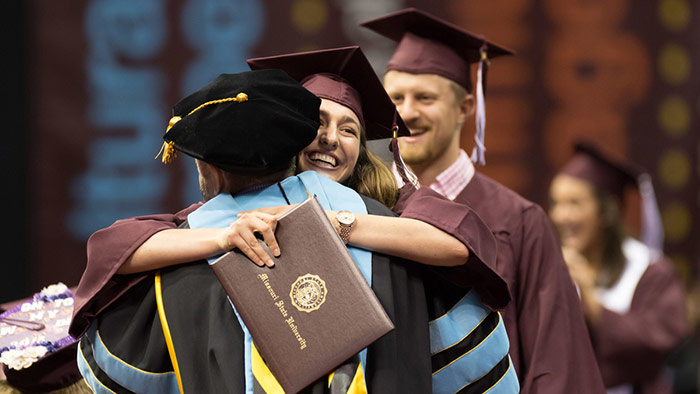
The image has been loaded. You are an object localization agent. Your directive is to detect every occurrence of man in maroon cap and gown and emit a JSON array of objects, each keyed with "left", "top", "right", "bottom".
[
  {"left": 361, "top": 8, "right": 606, "bottom": 394},
  {"left": 550, "top": 141, "right": 688, "bottom": 394}
]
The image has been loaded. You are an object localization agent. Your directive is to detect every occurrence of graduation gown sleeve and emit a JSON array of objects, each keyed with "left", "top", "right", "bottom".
[
  {"left": 70, "top": 203, "right": 202, "bottom": 338},
  {"left": 394, "top": 185, "right": 509, "bottom": 310},
  {"left": 424, "top": 172, "right": 606, "bottom": 394},
  {"left": 512, "top": 204, "right": 604, "bottom": 393},
  {"left": 592, "top": 258, "right": 689, "bottom": 389}
]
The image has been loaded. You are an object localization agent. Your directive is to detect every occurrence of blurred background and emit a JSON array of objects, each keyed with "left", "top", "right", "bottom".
[{"left": 1, "top": 0, "right": 698, "bottom": 317}]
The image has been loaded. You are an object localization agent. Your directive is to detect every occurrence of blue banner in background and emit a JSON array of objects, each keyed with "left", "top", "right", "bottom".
[
  {"left": 179, "top": 0, "right": 264, "bottom": 205},
  {"left": 70, "top": 0, "right": 263, "bottom": 239}
]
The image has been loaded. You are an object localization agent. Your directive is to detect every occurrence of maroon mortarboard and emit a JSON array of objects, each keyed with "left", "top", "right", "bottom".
[
  {"left": 247, "top": 46, "right": 419, "bottom": 187},
  {"left": 361, "top": 8, "right": 515, "bottom": 166},
  {"left": 560, "top": 141, "right": 640, "bottom": 198},
  {"left": 560, "top": 140, "right": 665, "bottom": 256},
  {"left": 360, "top": 8, "right": 513, "bottom": 92},
  {"left": 247, "top": 46, "right": 409, "bottom": 141}
]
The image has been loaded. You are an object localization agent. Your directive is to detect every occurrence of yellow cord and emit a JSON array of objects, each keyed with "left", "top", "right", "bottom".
[
  {"left": 155, "top": 93, "right": 249, "bottom": 163},
  {"left": 155, "top": 272, "right": 184, "bottom": 394}
]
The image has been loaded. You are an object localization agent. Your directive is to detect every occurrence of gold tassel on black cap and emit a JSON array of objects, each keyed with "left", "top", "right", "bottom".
[
  {"left": 155, "top": 93, "right": 249, "bottom": 164},
  {"left": 155, "top": 116, "right": 182, "bottom": 164}
]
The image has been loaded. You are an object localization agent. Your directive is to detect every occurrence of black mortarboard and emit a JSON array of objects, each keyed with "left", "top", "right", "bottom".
[
  {"left": 246, "top": 46, "right": 410, "bottom": 141},
  {"left": 360, "top": 8, "right": 515, "bottom": 166},
  {"left": 157, "top": 69, "right": 321, "bottom": 175},
  {"left": 559, "top": 140, "right": 665, "bottom": 255}
]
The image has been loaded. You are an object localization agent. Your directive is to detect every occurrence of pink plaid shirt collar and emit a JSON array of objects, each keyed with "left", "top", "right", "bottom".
[
  {"left": 429, "top": 150, "right": 475, "bottom": 200},
  {"left": 394, "top": 150, "right": 475, "bottom": 200}
]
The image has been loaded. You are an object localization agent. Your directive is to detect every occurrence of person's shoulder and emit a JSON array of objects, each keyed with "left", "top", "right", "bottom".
[
  {"left": 471, "top": 172, "right": 536, "bottom": 209},
  {"left": 647, "top": 252, "right": 686, "bottom": 282},
  {"left": 467, "top": 172, "right": 545, "bottom": 222}
]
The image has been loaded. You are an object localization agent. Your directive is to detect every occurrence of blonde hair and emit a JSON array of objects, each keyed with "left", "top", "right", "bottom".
[{"left": 448, "top": 79, "right": 468, "bottom": 104}]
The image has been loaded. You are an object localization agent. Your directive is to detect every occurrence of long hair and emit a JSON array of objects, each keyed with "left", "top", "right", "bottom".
[
  {"left": 345, "top": 131, "right": 399, "bottom": 210},
  {"left": 347, "top": 151, "right": 398, "bottom": 209},
  {"left": 593, "top": 189, "right": 627, "bottom": 289}
]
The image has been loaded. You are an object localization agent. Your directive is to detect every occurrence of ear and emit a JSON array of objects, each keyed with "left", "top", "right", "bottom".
[
  {"left": 457, "top": 93, "right": 475, "bottom": 127},
  {"left": 195, "top": 159, "right": 226, "bottom": 194}
]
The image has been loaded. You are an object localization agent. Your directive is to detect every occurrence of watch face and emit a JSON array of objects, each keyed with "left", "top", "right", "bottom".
[{"left": 337, "top": 210, "right": 355, "bottom": 226}]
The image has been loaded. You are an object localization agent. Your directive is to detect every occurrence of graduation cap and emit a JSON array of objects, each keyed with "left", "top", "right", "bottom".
[
  {"left": 559, "top": 140, "right": 665, "bottom": 257},
  {"left": 0, "top": 284, "right": 82, "bottom": 392},
  {"left": 247, "top": 46, "right": 419, "bottom": 187},
  {"left": 247, "top": 46, "right": 410, "bottom": 141},
  {"left": 360, "top": 8, "right": 515, "bottom": 166},
  {"left": 156, "top": 69, "right": 321, "bottom": 175}
]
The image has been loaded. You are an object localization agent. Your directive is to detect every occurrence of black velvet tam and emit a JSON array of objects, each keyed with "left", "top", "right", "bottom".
[{"left": 164, "top": 69, "right": 321, "bottom": 174}]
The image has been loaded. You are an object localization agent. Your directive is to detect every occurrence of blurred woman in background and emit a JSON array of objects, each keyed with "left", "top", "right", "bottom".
[{"left": 548, "top": 141, "right": 688, "bottom": 394}]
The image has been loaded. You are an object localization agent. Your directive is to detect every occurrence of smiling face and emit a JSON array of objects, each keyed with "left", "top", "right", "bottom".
[
  {"left": 298, "top": 99, "right": 362, "bottom": 183},
  {"left": 549, "top": 174, "right": 606, "bottom": 254},
  {"left": 384, "top": 70, "right": 472, "bottom": 172}
]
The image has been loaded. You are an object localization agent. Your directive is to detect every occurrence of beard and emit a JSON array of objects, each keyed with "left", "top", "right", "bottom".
[
  {"left": 398, "top": 120, "right": 462, "bottom": 168},
  {"left": 398, "top": 139, "right": 435, "bottom": 166}
]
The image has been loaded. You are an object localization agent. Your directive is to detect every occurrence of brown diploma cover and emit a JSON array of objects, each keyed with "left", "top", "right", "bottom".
[{"left": 210, "top": 196, "right": 394, "bottom": 393}]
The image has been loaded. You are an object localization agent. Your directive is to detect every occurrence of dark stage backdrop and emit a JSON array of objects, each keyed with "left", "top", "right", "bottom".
[{"left": 2, "top": 0, "right": 698, "bottom": 303}]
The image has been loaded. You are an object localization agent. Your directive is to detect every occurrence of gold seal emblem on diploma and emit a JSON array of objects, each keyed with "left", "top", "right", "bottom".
[{"left": 290, "top": 274, "right": 327, "bottom": 313}]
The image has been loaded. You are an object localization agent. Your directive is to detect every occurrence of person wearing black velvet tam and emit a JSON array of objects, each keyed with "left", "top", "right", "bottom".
[{"left": 74, "top": 68, "right": 437, "bottom": 393}]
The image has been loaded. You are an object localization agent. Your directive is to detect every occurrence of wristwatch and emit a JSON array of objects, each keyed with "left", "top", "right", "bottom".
[{"left": 336, "top": 210, "right": 356, "bottom": 244}]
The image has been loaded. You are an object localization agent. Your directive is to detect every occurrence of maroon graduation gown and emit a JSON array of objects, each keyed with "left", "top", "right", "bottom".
[
  {"left": 395, "top": 172, "right": 607, "bottom": 394},
  {"left": 592, "top": 257, "right": 688, "bottom": 394}
]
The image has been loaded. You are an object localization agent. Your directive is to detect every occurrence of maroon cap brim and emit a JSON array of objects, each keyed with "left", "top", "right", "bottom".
[
  {"left": 361, "top": 8, "right": 514, "bottom": 90},
  {"left": 559, "top": 140, "right": 641, "bottom": 198}
]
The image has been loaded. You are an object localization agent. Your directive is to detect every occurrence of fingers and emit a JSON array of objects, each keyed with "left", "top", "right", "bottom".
[
  {"left": 257, "top": 223, "right": 280, "bottom": 258},
  {"left": 226, "top": 212, "right": 280, "bottom": 267},
  {"left": 238, "top": 228, "right": 275, "bottom": 268}
]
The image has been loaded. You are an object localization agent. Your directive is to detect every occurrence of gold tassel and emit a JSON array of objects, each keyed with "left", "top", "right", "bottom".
[
  {"left": 155, "top": 116, "right": 182, "bottom": 163},
  {"left": 160, "top": 141, "right": 177, "bottom": 164},
  {"left": 154, "top": 93, "right": 247, "bottom": 164}
]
